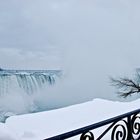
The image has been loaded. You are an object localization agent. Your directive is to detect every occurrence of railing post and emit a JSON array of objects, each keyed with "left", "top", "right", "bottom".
[{"left": 127, "top": 116, "right": 132, "bottom": 140}]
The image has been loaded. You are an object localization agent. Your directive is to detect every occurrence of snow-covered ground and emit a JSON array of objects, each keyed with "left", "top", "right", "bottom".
[
  {"left": 0, "top": 0, "right": 140, "bottom": 139},
  {"left": 0, "top": 98, "right": 140, "bottom": 140}
]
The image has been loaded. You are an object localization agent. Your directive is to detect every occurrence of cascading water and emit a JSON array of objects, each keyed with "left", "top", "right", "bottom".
[{"left": 0, "top": 69, "right": 61, "bottom": 122}]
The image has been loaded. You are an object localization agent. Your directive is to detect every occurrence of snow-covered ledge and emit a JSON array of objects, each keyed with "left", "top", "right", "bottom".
[{"left": 0, "top": 99, "right": 140, "bottom": 140}]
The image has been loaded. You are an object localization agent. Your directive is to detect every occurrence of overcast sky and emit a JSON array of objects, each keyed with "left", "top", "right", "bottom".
[
  {"left": 0, "top": 0, "right": 62, "bottom": 69},
  {"left": 0, "top": 0, "right": 140, "bottom": 102},
  {"left": 0, "top": 0, "right": 140, "bottom": 70}
]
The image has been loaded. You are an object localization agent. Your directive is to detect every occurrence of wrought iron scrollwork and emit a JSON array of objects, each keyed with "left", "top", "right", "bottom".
[
  {"left": 79, "top": 113, "right": 140, "bottom": 140},
  {"left": 110, "top": 113, "right": 140, "bottom": 140},
  {"left": 80, "top": 131, "right": 94, "bottom": 140},
  {"left": 79, "top": 114, "right": 140, "bottom": 140},
  {"left": 45, "top": 109, "right": 140, "bottom": 140},
  {"left": 131, "top": 113, "right": 140, "bottom": 139},
  {"left": 111, "top": 120, "right": 128, "bottom": 140}
]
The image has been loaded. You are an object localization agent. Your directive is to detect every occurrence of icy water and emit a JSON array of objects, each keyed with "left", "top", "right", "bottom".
[
  {"left": 0, "top": 69, "right": 61, "bottom": 95},
  {"left": 0, "top": 69, "right": 61, "bottom": 122}
]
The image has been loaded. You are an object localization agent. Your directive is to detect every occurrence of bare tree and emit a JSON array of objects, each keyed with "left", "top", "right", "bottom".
[{"left": 111, "top": 72, "right": 140, "bottom": 98}]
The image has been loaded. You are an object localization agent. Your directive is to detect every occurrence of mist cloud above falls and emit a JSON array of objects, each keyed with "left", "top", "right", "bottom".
[
  {"left": 0, "top": 0, "right": 140, "bottom": 109},
  {"left": 33, "top": 0, "right": 140, "bottom": 108},
  {"left": 49, "top": 0, "right": 140, "bottom": 104}
]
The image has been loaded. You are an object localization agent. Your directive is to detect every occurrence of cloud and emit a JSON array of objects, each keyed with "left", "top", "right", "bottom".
[
  {"left": 0, "top": 0, "right": 140, "bottom": 104},
  {"left": 0, "top": 47, "right": 61, "bottom": 69}
]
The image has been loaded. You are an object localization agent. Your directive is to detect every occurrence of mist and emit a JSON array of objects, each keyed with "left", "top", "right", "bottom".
[
  {"left": 30, "top": 0, "right": 140, "bottom": 110},
  {"left": 0, "top": 0, "right": 140, "bottom": 118},
  {"left": 42, "top": 0, "right": 140, "bottom": 108}
]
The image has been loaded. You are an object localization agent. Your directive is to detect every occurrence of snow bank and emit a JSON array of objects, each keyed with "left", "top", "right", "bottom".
[
  {"left": 0, "top": 123, "right": 17, "bottom": 140},
  {"left": 0, "top": 98, "right": 139, "bottom": 140}
]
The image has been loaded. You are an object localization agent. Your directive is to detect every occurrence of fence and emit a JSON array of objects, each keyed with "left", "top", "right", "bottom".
[{"left": 45, "top": 109, "right": 140, "bottom": 140}]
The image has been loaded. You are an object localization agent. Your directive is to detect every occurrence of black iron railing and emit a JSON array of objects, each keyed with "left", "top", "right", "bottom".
[{"left": 45, "top": 109, "right": 140, "bottom": 140}]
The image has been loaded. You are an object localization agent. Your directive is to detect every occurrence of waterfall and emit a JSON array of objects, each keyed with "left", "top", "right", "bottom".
[
  {"left": 0, "top": 69, "right": 61, "bottom": 96},
  {"left": 0, "top": 69, "right": 61, "bottom": 122}
]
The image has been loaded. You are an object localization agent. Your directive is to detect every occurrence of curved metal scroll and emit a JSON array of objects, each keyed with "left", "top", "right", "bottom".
[
  {"left": 111, "top": 120, "right": 128, "bottom": 140},
  {"left": 131, "top": 113, "right": 140, "bottom": 140},
  {"left": 80, "top": 131, "right": 94, "bottom": 140},
  {"left": 45, "top": 109, "right": 140, "bottom": 140},
  {"left": 80, "top": 112, "right": 140, "bottom": 140}
]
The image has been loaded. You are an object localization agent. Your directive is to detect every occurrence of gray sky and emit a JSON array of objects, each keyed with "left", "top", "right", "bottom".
[
  {"left": 0, "top": 0, "right": 140, "bottom": 102},
  {"left": 0, "top": 0, "right": 62, "bottom": 69},
  {"left": 0, "top": 0, "right": 140, "bottom": 69}
]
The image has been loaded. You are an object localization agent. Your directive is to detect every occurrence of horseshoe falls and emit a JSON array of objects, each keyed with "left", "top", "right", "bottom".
[{"left": 0, "top": 69, "right": 61, "bottom": 122}]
